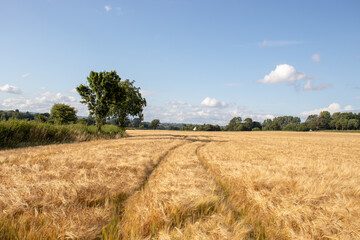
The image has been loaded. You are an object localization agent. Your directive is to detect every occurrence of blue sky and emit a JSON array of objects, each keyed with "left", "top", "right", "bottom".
[{"left": 1, "top": 0, "right": 359, "bottom": 124}]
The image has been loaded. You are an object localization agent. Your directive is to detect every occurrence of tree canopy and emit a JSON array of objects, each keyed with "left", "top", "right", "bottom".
[
  {"left": 111, "top": 79, "right": 147, "bottom": 129},
  {"left": 50, "top": 103, "right": 77, "bottom": 124},
  {"left": 77, "top": 71, "right": 146, "bottom": 131},
  {"left": 149, "top": 119, "right": 160, "bottom": 129}
]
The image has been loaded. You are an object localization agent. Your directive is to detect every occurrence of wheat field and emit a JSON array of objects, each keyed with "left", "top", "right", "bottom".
[{"left": 0, "top": 130, "right": 359, "bottom": 239}]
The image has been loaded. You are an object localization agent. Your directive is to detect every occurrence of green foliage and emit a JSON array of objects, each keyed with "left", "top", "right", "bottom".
[
  {"left": 262, "top": 119, "right": 281, "bottom": 131},
  {"left": 77, "top": 71, "right": 122, "bottom": 131},
  {"left": 273, "top": 116, "right": 301, "bottom": 126},
  {"left": 317, "top": 111, "right": 331, "bottom": 130},
  {"left": 149, "top": 119, "right": 160, "bottom": 129},
  {"left": 305, "top": 114, "right": 319, "bottom": 130},
  {"left": 0, "top": 110, "right": 49, "bottom": 121},
  {"left": 242, "top": 118, "right": 253, "bottom": 131},
  {"left": 0, "top": 119, "right": 124, "bottom": 149},
  {"left": 35, "top": 114, "right": 48, "bottom": 123},
  {"left": 282, "top": 123, "right": 299, "bottom": 131},
  {"left": 77, "top": 71, "right": 146, "bottom": 132},
  {"left": 50, "top": 103, "right": 77, "bottom": 124},
  {"left": 296, "top": 123, "right": 310, "bottom": 131},
  {"left": 347, "top": 119, "right": 359, "bottom": 130},
  {"left": 111, "top": 79, "right": 147, "bottom": 129},
  {"left": 225, "top": 117, "right": 242, "bottom": 131}
]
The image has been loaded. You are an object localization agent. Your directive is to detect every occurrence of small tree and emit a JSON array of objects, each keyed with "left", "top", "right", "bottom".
[
  {"left": 149, "top": 119, "right": 160, "bottom": 129},
  {"left": 50, "top": 103, "right": 77, "bottom": 124}
]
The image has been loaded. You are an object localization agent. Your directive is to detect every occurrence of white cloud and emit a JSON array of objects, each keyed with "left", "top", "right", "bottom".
[
  {"left": 257, "top": 64, "right": 307, "bottom": 84},
  {"left": 312, "top": 54, "right": 321, "bottom": 62},
  {"left": 303, "top": 79, "right": 331, "bottom": 91},
  {"left": 167, "top": 100, "right": 186, "bottom": 105},
  {"left": 344, "top": 105, "right": 354, "bottom": 111},
  {"left": 0, "top": 84, "right": 22, "bottom": 94},
  {"left": 69, "top": 88, "right": 77, "bottom": 94},
  {"left": 104, "top": 5, "right": 111, "bottom": 12},
  {"left": 260, "top": 40, "right": 303, "bottom": 47},
  {"left": 21, "top": 73, "right": 31, "bottom": 78},
  {"left": 301, "top": 103, "right": 355, "bottom": 116},
  {"left": 200, "top": 97, "right": 227, "bottom": 108},
  {"left": 143, "top": 99, "right": 273, "bottom": 125},
  {"left": 1, "top": 92, "right": 88, "bottom": 116}
]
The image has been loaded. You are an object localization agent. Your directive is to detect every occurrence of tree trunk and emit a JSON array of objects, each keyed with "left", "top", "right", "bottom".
[{"left": 96, "top": 117, "right": 103, "bottom": 132}]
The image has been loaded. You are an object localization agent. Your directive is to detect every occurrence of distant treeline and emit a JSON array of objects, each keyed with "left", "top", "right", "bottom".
[
  {"left": 0, "top": 109, "right": 96, "bottom": 125},
  {"left": 223, "top": 112, "right": 360, "bottom": 131},
  {"left": 1, "top": 109, "right": 360, "bottom": 132},
  {"left": 126, "top": 111, "right": 360, "bottom": 132}
]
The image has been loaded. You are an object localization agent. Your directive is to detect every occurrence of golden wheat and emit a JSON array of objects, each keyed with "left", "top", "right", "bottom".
[{"left": 1, "top": 130, "right": 359, "bottom": 239}]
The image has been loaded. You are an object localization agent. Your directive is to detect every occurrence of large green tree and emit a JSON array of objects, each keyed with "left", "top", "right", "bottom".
[
  {"left": 77, "top": 71, "right": 122, "bottom": 131},
  {"left": 50, "top": 103, "right": 77, "bottom": 124},
  {"left": 111, "top": 79, "right": 146, "bottom": 129}
]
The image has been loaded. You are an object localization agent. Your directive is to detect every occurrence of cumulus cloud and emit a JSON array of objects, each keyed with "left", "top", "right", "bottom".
[
  {"left": 1, "top": 92, "right": 88, "bottom": 116},
  {"left": 143, "top": 98, "right": 273, "bottom": 125},
  {"left": 303, "top": 80, "right": 331, "bottom": 91},
  {"left": 312, "top": 54, "right": 321, "bottom": 62},
  {"left": 301, "top": 103, "right": 355, "bottom": 116},
  {"left": 200, "top": 97, "right": 227, "bottom": 108},
  {"left": 104, "top": 5, "right": 111, "bottom": 12},
  {"left": 0, "top": 84, "right": 22, "bottom": 94},
  {"left": 260, "top": 40, "right": 303, "bottom": 47},
  {"left": 21, "top": 73, "right": 31, "bottom": 78},
  {"left": 257, "top": 64, "right": 308, "bottom": 84}
]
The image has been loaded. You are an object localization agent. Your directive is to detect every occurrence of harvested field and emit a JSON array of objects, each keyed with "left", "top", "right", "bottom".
[{"left": 0, "top": 130, "right": 359, "bottom": 239}]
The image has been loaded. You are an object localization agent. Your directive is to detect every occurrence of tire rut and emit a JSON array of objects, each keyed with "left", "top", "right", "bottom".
[
  {"left": 101, "top": 140, "right": 191, "bottom": 239},
  {"left": 116, "top": 141, "right": 225, "bottom": 239}
]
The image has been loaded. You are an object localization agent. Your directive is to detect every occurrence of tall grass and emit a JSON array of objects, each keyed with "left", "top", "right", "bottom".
[{"left": 0, "top": 119, "right": 124, "bottom": 149}]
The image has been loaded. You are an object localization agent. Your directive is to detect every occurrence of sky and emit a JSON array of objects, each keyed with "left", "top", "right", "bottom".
[{"left": 1, "top": 0, "right": 359, "bottom": 125}]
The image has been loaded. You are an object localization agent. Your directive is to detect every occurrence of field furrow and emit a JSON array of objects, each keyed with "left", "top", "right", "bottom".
[
  {"left": 116, "top": 140, "right": 242, "bottom": 239},
  {"left": 198, "top": 132, "right": 360, "bottom": 239}
]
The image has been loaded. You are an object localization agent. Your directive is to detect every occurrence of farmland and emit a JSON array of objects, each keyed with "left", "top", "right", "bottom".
[{"left": 0, "top": 130, "right": 360, "bottom": 239}]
